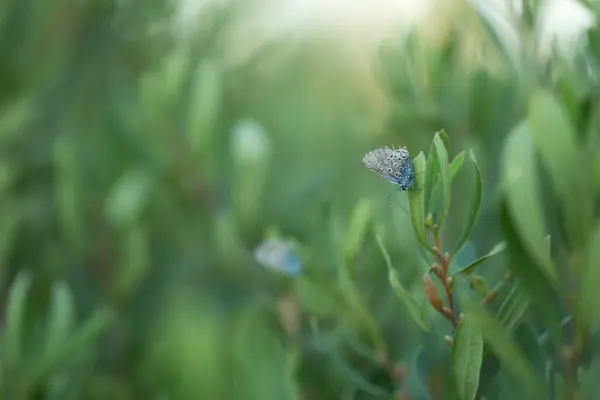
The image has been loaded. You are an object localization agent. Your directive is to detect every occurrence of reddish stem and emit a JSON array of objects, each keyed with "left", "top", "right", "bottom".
[{"left": 431, "top": 229, "right": 457, "bottom": 329}]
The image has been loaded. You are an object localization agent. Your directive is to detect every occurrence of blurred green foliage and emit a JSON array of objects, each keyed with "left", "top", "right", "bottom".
[{"left": 2, "top": 0, "right": 600, "bottom": 399}]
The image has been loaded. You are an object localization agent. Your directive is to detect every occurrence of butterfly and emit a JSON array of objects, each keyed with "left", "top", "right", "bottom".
[
  {"left": 254, "top": 238, "right": 302, "bottom": 277},
  {"left": 362, "top": 146, "right": 417, "bottom": 191}
]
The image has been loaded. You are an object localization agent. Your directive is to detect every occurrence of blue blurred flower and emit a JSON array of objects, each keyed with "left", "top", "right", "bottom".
[{"left": 253, "top": 238, "right": 302, "bottom": 277}]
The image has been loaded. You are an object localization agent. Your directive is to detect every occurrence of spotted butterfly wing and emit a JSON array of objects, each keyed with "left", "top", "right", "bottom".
[
  {"left": 362, "top": 147, "right": 398, "bottom": 183},
  {"left": 362, "top": 146, "right": 415, "bottom": 191}
]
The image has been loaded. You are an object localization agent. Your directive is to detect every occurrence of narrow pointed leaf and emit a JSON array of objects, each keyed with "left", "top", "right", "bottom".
[
  {"left": 500, "top": 199, "right": 563, "bottom": 348},
  {"left": 430, "top": 150, "right": 465, "bottom": 216},
  {"left": 502, "top": 121, "right": 558, "bottom": 286},
  {"left": 333, "top": 354, "right": 390, "bottom": 396},
  {"left": 528, "top": 90, "right": 591, "bottom": 248},
  {"left": 452, "top": 242, "right": 506, "bottom": 280},
  {"left": 497, "top": 284, "right": 530, "bottom": 333},
  {"left": 542, "top": 235, "right": 551, "bottom": 255},
  {"left": 45, "top": 282, "right": 75, "bottom": 358},
  {"left": 425, "top": 140, "right": 441, "bottom": 215},
  {"left": 453, "top": 150, "right": 483, "bottom": 255},
  {"left": 22, "top": 307, "right": 113, "bottom": 388},
  {"left": 344, "top": 199, "right": 372, "bottom": 261},
  {"left": 433, "top": 132, "right": 451, "bottom": 228},
  {"left": 377, "top": 236, "right": 430, "bottom": 331},
  {"left": 337, "top": 261, "right": 382, "bottom": 349},
  {"left": 3, "top": 270, "right": 32, "bottom": 372},
  {"left": 408, "top": 152, "right": 431, "bottom": 253},
  {"left": 465, "top": 0, "right": 522, "bottom": 73},
  {"left": 452, "top": 314, "right": 484, "bottom": 400},
  {"left": 462, "top": 300, "right": 546, "bottom": 397},
  {"left": 578, "top": 222, "right": 600, "bottom": 334},
  {"left": 438, "top": 130, "right": 450, "bottom": 152}
]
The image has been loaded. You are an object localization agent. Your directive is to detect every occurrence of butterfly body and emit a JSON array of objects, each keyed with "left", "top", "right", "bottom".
[{"left": 362, "top": 146, "right": 415, "bottom": 191}]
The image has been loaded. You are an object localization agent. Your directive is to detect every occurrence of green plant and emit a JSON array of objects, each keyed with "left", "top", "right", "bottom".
[
  {"left": 377, "top": 130, "right": 512, "bottom": 399},
  {"left": 3, "top": 0, "right": 600, "bottom": 399},
  {"left": 338, "top": 1, "right": 600, "bottom": 398},
  {"left": 373, "top": 112, "right": 600, "bottom": 399}
]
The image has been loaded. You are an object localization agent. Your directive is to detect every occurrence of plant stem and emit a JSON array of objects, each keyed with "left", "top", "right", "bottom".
[
  {"left": 430, "top": 226, "right": 457, "bottom": 329},
  {"left": 441, "top": 257, "right": 457, "bottom": 329}
]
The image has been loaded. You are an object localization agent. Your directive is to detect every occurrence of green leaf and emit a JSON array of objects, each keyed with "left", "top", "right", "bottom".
[
  {"left": 22, "top": 308, "right": 113, "bottom": 388},
  {"left": 528, "top": 90, "right": 591, "bottom": 247},
  {"left": 429, "top": 150, "right": 465, "bottom": 216},
  {"left": 553, "top": 372, "right": 566, "bottom": 399},
  {"left": 501, "top": 120, "right": 558, "bottom": 287},
  {"left": 333, "top": 354, "right": 390, "bottom": 397},
  {"left": 578, "top": 222, "right": 600, "bottom": 334},
  {"left": 424, "top": 136, "right": 450, "bottom": 214},
  {"left": 54, "top": 135, "right": 84, "bottom": 249},
  {"left": 452, "top": 242, "right": 506, "bottom": 280},
  {"left": 465, "top": 0, "right": 522, "bottom": 74},
  {"left": 424, "top": 139, "right": 440, "bottom": 214},
  {"left": 438, "top": 129, "right": 450, "bottom": 152},
  {"left": 449, "top": 151, "right": 465, "bottom": 177},
  {"left": 408, "top": 152, "right": 431, "bottom": 253},
  {"left": 343, "top": 199, "right": 372, "bottom": 261},
  {"left": 462, "top": 300, "right": 546, "bottom": 397},
  {"left": 114, "top": 225, "right": 150, "bottom": 301},
  {"left": 294, "top": 278, "right": 341, "bottom": 317},
  {"left": 104, "top": 168, "right": 154, "bottom": 229},
  {"left": 542, "top": 235, "right": 551, "bottom": 255},
  {"left": 579, "top": 356, "right": 600, "bottom": 399},
  {"left": 433, "top": 131, "right": 451, "bottom": 228},
  {"left": 3, "top": 270, "right": 32, "bottom": 372},
  {"left": 499, "top": 199, "right": 563, "bottom": 348},
  {"left": 452, "top": 240, "right": 477, "bottom": 272},
  {"left": 0, "top": 208, "right": 21, "bottom": 288},
  {"left": 45, "top": 282, "right": 75, "bottom": 359},
  {"left": 337, "top": 261, "right": 383, "bottom": 350},
  {"left": 452, "top": 314, "right": 484, "bottom": 400},
  {"left": 231, "top": 307, "right": 301, "bottom": 400},
  {"left": 186, "top": 61, "right": 221, "bottom": 157},
  {"left": 139, "top": 49, "right": 189, "bottom": 116},
  {"left": 476, "top": 350, "right": 501, "bottom": 398},
  {"left": 453, "top": 150, "right": 483, "bottom": 255},
  {"left": 0, "top": 97, "right": 34, "bottom": 141},
  {"left": 593, "top": 144, "right": 600, "bottom": 193},
  {"left": 0, "top": 162, "right": 16, "bottom": 196},
  {"left": 497, "top": 284, "right": 530, "bottom": 333},
  {"left": 377, "top": 236, "right": 430, "bottom": 331}
]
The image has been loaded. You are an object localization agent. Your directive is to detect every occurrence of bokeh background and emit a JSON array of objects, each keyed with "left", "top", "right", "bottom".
[{"left": 0, "top": 0, "right": 599, "bottom": 399}]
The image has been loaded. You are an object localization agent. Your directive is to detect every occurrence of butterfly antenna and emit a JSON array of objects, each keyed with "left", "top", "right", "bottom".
[
  {"left": 384, "top": 186, "right": 411, "bottom": 214},
  {"left": 384, "top": 186, "right": 400, "bottom": 207}
]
